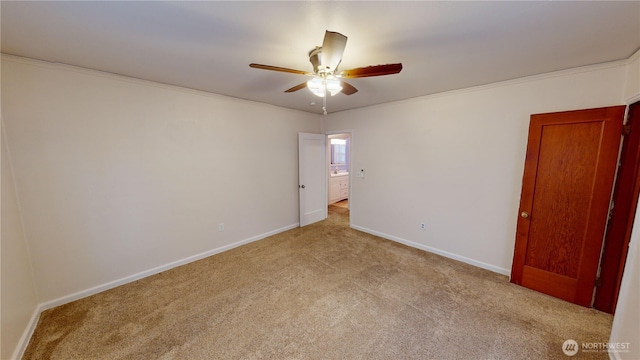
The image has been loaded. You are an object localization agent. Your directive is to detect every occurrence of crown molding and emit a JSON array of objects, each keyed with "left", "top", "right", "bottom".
[{"left": 0, "top": 53, "right": 317, "bottom": 118}]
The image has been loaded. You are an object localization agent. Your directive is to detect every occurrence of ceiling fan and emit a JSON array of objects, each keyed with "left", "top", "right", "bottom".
[{"left": 250, "top": 30, "right": 402, "bottom": 114}]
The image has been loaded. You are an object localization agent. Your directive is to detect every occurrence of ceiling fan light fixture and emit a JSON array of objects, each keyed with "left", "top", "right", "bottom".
[
  {"left": 306, "top": 75, "right": 342, "bottom": 97},
  {"left": 307, "top": 77, "right": 325, "bottom": 97},
  {"left": 325, "top": 75, "right": 342, "bottom": 96}
]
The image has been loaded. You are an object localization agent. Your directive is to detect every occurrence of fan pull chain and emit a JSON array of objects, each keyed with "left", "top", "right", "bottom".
[{"left": 322, "top": 88, "right": 328, "bottom": 115}]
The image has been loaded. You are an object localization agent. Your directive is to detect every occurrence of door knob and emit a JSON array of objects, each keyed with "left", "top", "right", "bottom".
[
  {"left": 300, "top": 185, "right": 305, "bottom": 189},
  {"left": 521, "top": 211, "right": 529, "bottom": 219}
]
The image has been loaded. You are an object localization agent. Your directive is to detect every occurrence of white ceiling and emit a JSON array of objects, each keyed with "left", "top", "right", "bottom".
[{"left": 2, "top": 1, "right": 639, "bottom": 115}]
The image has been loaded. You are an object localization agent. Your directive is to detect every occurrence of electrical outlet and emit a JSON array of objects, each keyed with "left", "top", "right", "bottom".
[
  {"left": 420, "top": 223, "right": 426, "bottom": 230},
  {"left": 218, "top": 223, "right": 225, "bottom": 232}
]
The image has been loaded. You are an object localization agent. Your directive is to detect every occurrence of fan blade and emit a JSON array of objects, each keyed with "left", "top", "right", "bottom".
[
  {"left": 285, "top": 82, "right": 308, "bottom": 93},
  {"left": 250, "top": 63, "right": 313, "bottom": 76},
  {"left": 339, "top": 63, "right": 403, "bottom": 78},
  {"left": 340, "top": 81, "right": 358, "bottom": 95},
  {"left": 320, "top": 31, "right": 347, "bottom": 72}
]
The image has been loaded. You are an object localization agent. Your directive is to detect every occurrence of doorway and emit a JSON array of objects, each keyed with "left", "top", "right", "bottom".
[{"left": 327, "top": 132, "right": 351, "bottom": 222}]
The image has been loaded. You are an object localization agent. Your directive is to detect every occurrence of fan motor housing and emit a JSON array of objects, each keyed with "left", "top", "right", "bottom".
[{"left": 309, "top": 47, "right": 322, "bottom": 73}]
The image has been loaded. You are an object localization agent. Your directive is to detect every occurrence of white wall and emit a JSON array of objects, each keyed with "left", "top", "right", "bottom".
[
  {"left": 609, "top": 215, "right": 639, "bottom": 360},
  {"left": 1, "top": 55, "right": 320, "bottom": 307},
  {"left": 3, "top": 50, "right": 638, "bottom": 359},
  {"left": 623, "top": 50, "right": 640, "bottom": 102},
  {"left": 1, "top": 123, "right": 39, "bottom": 359},
  {"left": 321, "top": 62, "right": 627, "bottom": 274},
  {"left": 608, "top": 49, "right": 640, "bottom": 360}
]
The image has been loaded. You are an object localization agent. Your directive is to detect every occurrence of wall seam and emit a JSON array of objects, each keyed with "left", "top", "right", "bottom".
[
  {"left": 1, "top": 117, "right": 42, "bottom": 359},
  {"left": 1, "top": 119, "right": 41, "bottom": 301}
]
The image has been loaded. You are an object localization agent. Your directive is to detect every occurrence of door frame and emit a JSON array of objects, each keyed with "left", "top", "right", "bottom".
[
  {"left": 594, "top": 101, "right": 640, "bottom": 313},
  {"left": 325, "top": 129, "right": 354, "bottom": 226}
]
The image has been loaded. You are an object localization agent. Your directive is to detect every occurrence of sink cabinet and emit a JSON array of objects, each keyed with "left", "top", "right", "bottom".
[{"left": 329, "top": 174, "right": 349, "bottom": 204}]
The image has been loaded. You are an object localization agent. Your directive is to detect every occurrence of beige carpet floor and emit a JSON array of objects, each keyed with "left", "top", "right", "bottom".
[
  {"left": 23, "top": 205, "right": 612, "bottom": 359},
  {"left": 332, "top": 199, "right": 348, "bottom": 209}
]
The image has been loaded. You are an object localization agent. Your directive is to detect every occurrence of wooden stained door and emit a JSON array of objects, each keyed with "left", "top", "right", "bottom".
[{"left": 510, "top": 106, "right": 625, "bottom": 307}]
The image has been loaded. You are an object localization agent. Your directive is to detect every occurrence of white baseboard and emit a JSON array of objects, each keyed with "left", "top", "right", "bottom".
[
  {"left": 11, "top": 222, "right": 299, "bottom": 360},
  {"left": 350, "top": 224, "right": 511, "bottom": 276},
  {"left": 10, "top": 305, "right": 42, "bottom": 360}
]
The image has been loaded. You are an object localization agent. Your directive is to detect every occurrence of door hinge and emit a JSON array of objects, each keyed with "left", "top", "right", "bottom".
[
  {"left": 622, "top": 124, "right": 631, "bottom": 136},
  {"left": 595, "top": 277, "right": 603, "bottom": 287}
]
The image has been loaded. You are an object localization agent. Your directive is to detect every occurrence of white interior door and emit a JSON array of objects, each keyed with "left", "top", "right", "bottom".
[{"left": 299, "top": 133, "right": 327, "bottom": 226}]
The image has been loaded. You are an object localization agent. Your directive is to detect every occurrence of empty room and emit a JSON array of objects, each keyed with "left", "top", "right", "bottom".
[{"left": 2, "top": 2, "right": 639, "bottom": 359}]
